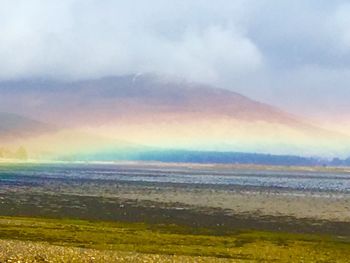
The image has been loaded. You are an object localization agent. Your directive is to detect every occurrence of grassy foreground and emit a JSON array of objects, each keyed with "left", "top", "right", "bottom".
[{"left": 0, "top": 216, "right": 349, "bottom": 262}]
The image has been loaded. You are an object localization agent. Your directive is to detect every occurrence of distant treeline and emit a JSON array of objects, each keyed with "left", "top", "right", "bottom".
[
  {"left": 131, "top": 150, "right": 328, "bottom": 166},
  {"left": 329, "top": 157, "right": 350, "bottom": 166},
  {"left": 0, "top": 146, "right": 28, "bottom": 160},
  {"left": 60, "top": 149, "right": 350, "bottom": 166}
]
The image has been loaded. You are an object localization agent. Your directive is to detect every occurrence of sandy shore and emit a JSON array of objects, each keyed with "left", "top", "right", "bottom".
[
  {"left": 0, "top": 162, "right": 349, "bottom": 235},
  {"left": 0, "top": 239, "right": 234, "bottom": 263},
  {"left": 98, "top": 185, "right": 350, "bottom": 222},
  {"left": 0, "top": 162, "right": 350, "bottom": 261}
]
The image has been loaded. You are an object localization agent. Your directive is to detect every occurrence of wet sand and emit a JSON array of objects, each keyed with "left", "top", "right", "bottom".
[
  {"left": 0, "top": 162, "right": 349, "bottom": 236},
  {"left": 62, "top": 182, "right": 349, "bottom": 222},
  {"left": 0, "top": 162, "right": 350, "bottom": 262},
  {"left": 0, "top": 189, "right": 349, "bottom": 237}
]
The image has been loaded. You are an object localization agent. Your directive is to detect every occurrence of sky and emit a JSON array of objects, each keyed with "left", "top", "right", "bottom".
[{"left": 1, "top": 0, "right": 350, "bottom": 121}]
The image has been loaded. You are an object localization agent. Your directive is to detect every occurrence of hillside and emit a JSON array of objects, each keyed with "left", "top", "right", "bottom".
[
  {"left": 0, "top": 75, "right": 349, "bottom": 157},
  {"left": 0, "top": 112, "right": 54, "bottom": 139}
]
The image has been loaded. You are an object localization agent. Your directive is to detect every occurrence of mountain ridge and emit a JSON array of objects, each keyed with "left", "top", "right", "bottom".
[{"left": 0, "top": 74, "right": 349, "bottom": 157}]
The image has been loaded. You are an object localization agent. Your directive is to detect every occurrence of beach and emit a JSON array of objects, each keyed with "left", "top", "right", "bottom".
[{"left": 0, "top": 162, "right": 349, "bottom": 262}]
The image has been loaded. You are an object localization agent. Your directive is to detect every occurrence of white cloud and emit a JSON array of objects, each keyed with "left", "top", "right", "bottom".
[
  {"left": 0, "top": 0, "right": 262, "bottom": 82},
  {"left": 136, "top": 26, "right": 263, "bottom": 83},
  {"left": 1, "top": 0, "right": 350, "bottom": 120}
]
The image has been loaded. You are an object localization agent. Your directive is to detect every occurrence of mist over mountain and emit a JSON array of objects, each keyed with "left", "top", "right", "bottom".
[
  {"left": 0, "top": 74, "right": 349, "bottom": 160},
  {"left": 0, "top": 74, "right": 337, "bottom": 130}
]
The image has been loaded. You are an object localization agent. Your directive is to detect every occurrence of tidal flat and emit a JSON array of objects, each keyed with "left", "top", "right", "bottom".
[{"left": 0, "top": 162, "right": 349, "bottom": 262}]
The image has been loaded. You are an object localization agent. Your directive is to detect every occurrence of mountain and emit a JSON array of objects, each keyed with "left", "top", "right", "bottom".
[
  {"left": 0, "top": 75, "right": 349, "bottom": 158},
  {"left": 75, "top": 75, "right": 292, "bottom": 125},
  {"left": 0, "top": 112, "right": 54, "bottom": 139},
  {"left": 0, "top": 112, "right": 54, "bottom": 159},
  {"left": 0, "top": 75, "right": 320, "bottom": 127}
]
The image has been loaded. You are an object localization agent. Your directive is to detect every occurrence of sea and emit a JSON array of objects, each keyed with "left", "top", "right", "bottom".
[{"left": 0, "top": 162, "right": 349, "bottom": 193}]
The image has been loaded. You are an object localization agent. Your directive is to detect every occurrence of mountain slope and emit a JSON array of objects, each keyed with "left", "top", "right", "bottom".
[
  {"left": 0, "top": 112, "right": 54, "bottom": 139},
  {"left": 0, "top": 75, "right": 349, "bottom": 157},
  {"left": 0, "top": 75, "right": 305, "bottom": 125}
]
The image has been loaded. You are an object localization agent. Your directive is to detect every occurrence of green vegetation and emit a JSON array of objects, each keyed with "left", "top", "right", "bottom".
[{"left": 0, "top": 216, "right": 349, "bottom": 262}]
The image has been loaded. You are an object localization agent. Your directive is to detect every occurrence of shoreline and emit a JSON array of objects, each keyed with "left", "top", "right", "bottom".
[
  {"left": 2, "top": 158, "right": 350, "bottom": 173},
  {"left": 0, "top": 162, "right": 349, "bottom": 229},
  {"left": 0, "top": 162, "right": 349, "bottom": 261}
]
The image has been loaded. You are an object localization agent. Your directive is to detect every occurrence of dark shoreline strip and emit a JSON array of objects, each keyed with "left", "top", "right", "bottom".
[{"left": 0, "top": 192, "right": 349, "bottom": 237}]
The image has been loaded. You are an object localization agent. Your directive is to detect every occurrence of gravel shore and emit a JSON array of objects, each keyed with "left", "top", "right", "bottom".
[{"left": 0, "top": 240, "right": 236, "bottom": 263}]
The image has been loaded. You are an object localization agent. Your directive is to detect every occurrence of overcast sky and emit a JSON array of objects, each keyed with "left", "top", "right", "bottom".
[{"left": 1, "top": 0, "right": 350, "bottom": 119}]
